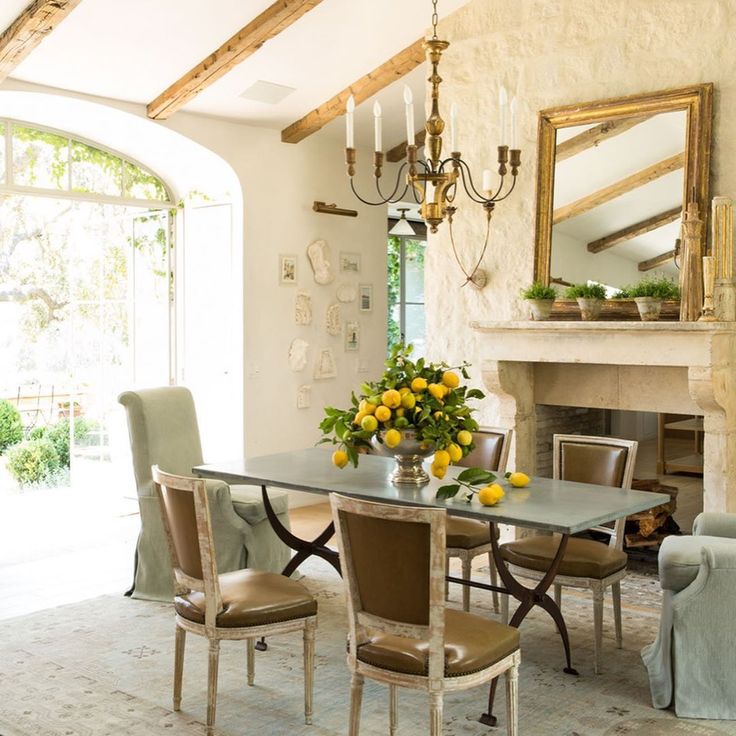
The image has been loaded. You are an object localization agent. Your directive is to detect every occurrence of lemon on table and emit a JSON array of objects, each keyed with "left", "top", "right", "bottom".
[
  {"left": 433, "top": 449, "right": 451, "bottom": 467},
  {"left": 456, "top": 430, "right": 473, "bottom": 446},
  {"left": 430, "top": 462, "right": 447, "bottom": 480},
  {"left": 508, "top": 472, "right": 530, "bottom": 488},
  {"left": 447, "top": 443, "right": 463, "bottom": 463},
  {"left": 361, "top": 415, "right": 378, "bottom": 432},
  {"left": 384, "top": 428, "right": 402, "bottom": 448},
  {"left": 411, "top": 377, "right": 427, "bottom": 392},
  {"left": 382, "top": 389, "right": 402, "bottom": 408},
  {"left": 442, "top": 371, "right": 460, "bottom": 389},
  {"left": 374, "top": 405, "right": 392, "bottom": 422},
  {"left": 332, "top": 450, "right": 349, "bottom": 469},
  {"left": 478, "top": 483, "right": 505, "bottom": 506}
]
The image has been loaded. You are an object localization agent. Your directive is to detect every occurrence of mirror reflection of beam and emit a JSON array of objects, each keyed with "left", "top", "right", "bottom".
[
  {"left": 556, "top": 115, "right": 654, "bottom": 162},
  {"left": 639, "top": 249, "right": 677, "bottom": 272},
  {"left": 587, "top": 206, "right": 682, "bottom": 253},
  {"left": 553, "top": 152, "right": 685, "bottom": 225}
]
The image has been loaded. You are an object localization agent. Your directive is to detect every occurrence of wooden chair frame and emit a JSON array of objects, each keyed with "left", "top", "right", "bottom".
[
  {"left": 446, "top": 427, "right": 513, "bottom": 613},
  {"left": 501, "top": 434, "right": 637, "bottom": 674},
  {"left": 330, "top": 493, "right": 520, "bottom": 736},
  {"left": 152, "top": 466, "right": 317, "bottom": 735}
]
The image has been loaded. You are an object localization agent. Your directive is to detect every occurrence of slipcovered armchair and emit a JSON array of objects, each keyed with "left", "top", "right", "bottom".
[
  {"left": 642, "top": 512, "right": 736, "bottom": 719},
  {"left": 119, "top": 387, "right": 291, "bottom": 601}
]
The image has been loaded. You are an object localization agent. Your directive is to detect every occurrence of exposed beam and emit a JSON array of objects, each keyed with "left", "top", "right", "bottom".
[
  {"left": 386, "top": 130, "right": 427, "bottom": 163},
  {"left": 639, "top": 249, "right": 676, "bottom": 272},
  {"left": 147, "top": 0, "right": 323, "bottom": 120},
  {"left": 281, "top": 38, "right": 425, "bottom": 144},
  {"left": 587, "top": 206, "right": 682, "bottom": 253},
  {"left": 0, "top": 0, "right": 81, "bottom": 83},
  {"left": 553, "top": 152, "right": 685, "bottom": 225},
  {"left": 556, "top": 115, "right": 653, "bottom": 162}
]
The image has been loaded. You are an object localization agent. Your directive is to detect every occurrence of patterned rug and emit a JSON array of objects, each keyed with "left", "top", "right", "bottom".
[{"left": 0, "top": 560, "right": 733, "bottom": 736}]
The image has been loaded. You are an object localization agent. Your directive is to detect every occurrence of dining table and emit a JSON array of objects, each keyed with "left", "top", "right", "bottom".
[{"left": 194, "top": 447, "right": 669, "bottom": 726}]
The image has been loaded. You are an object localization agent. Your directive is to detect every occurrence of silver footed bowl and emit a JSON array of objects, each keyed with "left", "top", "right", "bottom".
[{"left": 370, "top": 430, "right": 434, "bottom": 487}]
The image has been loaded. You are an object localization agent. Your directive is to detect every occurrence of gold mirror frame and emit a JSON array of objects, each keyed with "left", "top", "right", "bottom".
[{"left": 533, "top": 84, "right": 713, "bottom": 319}]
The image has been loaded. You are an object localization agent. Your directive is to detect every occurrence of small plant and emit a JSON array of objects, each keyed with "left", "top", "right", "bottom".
[
  {"left": 623, "top": 276, "right": 681, "bottom": 300},
  {"left": 30, "top": 417, "right": 94, "bottom": 467},
  {"left": 0, "top": 399, "right": 23, "bottom": 454},
  {"left": 521, "top": 281, "right": 557, "bottom": 300},
  {"left": 612, "top": 287, "right": 631, "bottom": 299},
  {"left": 565, "top": 283, "right": 607, "bottom": 300},
  {"left": 6, "top": 438, "right": 61, "bottom": 485}
]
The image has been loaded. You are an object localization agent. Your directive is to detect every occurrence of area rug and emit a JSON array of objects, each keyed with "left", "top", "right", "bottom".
[{"left": 0, "top": 560, "right": 733, "bottom": 736}]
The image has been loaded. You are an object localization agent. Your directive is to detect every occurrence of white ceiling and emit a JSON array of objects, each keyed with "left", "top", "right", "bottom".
[{"left": 0, "top": 0, "right": 471, "bottom": 148}]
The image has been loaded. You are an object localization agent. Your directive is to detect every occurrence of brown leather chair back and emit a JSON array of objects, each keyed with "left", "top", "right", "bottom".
[
  {"left": 458, "top": 427, "right": 512, "bottom": 473},
  {"left": 158, "top": 482, "right": 204, "bottom": 580},
  {"left": 557, "top": 440, "right": 628, "bottom": 488}
]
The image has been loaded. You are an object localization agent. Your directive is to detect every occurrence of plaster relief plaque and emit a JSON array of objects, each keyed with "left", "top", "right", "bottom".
[
  {"left": 288, "top": 338, "right": 309, "bottom": 372},
  {"left": 326, "top": 303, "right": 341, "bottom": 336},
  {"left": 314, "top": 348, "right": 337, "bottom": 379},
  {"left": 307, "top": 238, "right": 334, "bottom": 285},
  {"left": 336, "top": 283, "right": 357, "bottom": 303},
  {"left": 297, "top": 385, "right": 312, "bottom": 409},
  {"left": 295, "top": 291, "right": 312, "bottom": 325}
]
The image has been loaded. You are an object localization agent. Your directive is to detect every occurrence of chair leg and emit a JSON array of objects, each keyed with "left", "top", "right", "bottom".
[
  {"left": 429, "top": 691, "right": 443, "bottom": 736},
  {"left": 445, "top": 557, "right": 450, "bottom": 600},
  {"left": 592, "top": 587, "right": 604, "bottom": 675},
  {"left": 500, "top": 592, "right": 509, "bottom": 625},
  {"left": 389, "top": 685, "right": 398, "bottom": 736},
  {"left": 612, "top": 581, "right": 623, "bottom": 649},
  {"left": 247, "top": 638, "right": 255, "bottom": 686},
  {"left": 207, "top": 639, "right": 220, "bottom": 735},
  {"left": 349, "top": 673, "right": 364, "bottom": 736},
  {"left": 173, "top": 625, "right": 186, "bottom": 711},
  {"left": 554, "top": 583, "right": 562, "bottom": 609},
  {"left": 488, "top": 552, "right": 500, "bottom": 613},
  {"left": 461, "top": 557, "right": 472, "bottom": 612},
  {"left": 505, "top": 661, "right": 519, "bottom": 736},
  {"left": 303, "top": 619, "right": 316, "bottom": 725}
]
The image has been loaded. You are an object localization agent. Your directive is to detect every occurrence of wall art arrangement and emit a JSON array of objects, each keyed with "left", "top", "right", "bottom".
[
  {"left": 279, "top": 254, "right": 297, "bottom": 284},
  {"left": 326, "top": 303, "right": 342, "bottom": 336},
  {"left": 359, "top": 284, "right": 373, "bottom": 312},
  {"left": 345, "top": 321, "right": 360, "bottom": 352},
  {"left": 295, "top": 290, "right": 312, "bottom": 325},
  {"left": 288, "top": 338, "right": 309, "bottom": 372},
  {"left": 339, "top": 251, "right": 361, "bottom": 273},
  {"left": 314, "top": 347, "right": 337, "bottom": 379},
  {"left": 297, "top": 385, "right": 312, "bottom": 409},
  {"left": 307, "top": 238, "right": 335, "bottom": 284}
]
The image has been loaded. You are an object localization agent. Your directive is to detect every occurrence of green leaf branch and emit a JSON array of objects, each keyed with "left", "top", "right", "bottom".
[{"left": 436, "top": 467, "right": 496, "bottom": 503}]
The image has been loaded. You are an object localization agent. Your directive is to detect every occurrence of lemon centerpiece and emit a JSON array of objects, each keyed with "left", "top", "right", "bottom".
[{"left": 319, "top": 343, "right": 485, "bottom": 486}]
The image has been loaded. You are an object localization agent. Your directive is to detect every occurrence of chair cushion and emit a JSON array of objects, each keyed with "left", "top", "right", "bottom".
[
  {"left": 658, "top": 534, "right": 736, "bottom": 592},
  {"left": 500, "top": 535, "right": 627, "bottom": 579},
  {"left": 175, "top": 569, "right": 317, "bottom": 627},
  {"left": 357, "top": 609, "right": 519, "bottom": 677},
  {"left": 230, "top": 485, "right": 289, "bottom": 525},
  {"left": 446, "top": 517, "right": 495, "bottom": 549}
]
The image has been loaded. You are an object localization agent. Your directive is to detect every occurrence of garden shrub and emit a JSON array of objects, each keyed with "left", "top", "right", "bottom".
[
  {"left": 6, "top": 438, "right": 60, "bottom": 485},
  {"left": 29, "top": 417, "right": 93, "bottom": 467},
  {"left": 0, "top": 399, "right": 23, "bottom": 454}
]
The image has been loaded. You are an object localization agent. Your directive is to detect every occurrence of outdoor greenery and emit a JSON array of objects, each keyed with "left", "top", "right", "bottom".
[
  {"left": 0, "top": 399, "right": 23, "bottom": 453},
  {"left": 6, "top": 437, "right": 60, "bottom": 486},
  {"left": 521, "top": 281, "right": 557, "bottom": 300},
  {"left": 30, "top": 417, "right": 94, "bottom": 468},
  {"left": 565, "top": 282, "right": 608, "bottom": 300},
  {"left": 614, "top": 276, "right": 681, "bottom": 300},
  {"left": 386, "top": 235, "right": 426, "bottom": 354}
]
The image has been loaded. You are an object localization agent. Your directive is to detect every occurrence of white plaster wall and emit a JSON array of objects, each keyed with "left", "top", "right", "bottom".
[{"left": 426, "top": 0, "right": 735, "bottom": 436}]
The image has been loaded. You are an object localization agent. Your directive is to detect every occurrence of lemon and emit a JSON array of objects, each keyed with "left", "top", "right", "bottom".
[
  {"left": 430, "top": 463, "right": 447, "bottom": 480},
  {"left": 358, "top": 399, "right": 375, "bottom": 415},
  {"left": 361, "top": 415, "right": 378, "bottom": 432},
  {"left": 395, "top": 407, "right": 405, "bottom": 418},
  {"left": 457, "top": 430, "right": 473, "bottom": 446},
  {"left": 401, "top": 393, "right": 416, "bottom": 410},
  {"left": 374, "top": 405, "right": 392, "bottom": 422},
  {"left": 508, "top": 472, "right": 530, "bottom": 488},
  {"left": 447, "top": 443, "right": 463, "bottom": 463},
  {"left": 384, "top": 428, "right": 402, "bottom": 448},
  {"left": 353, "top": 411, "right": 367, "bottom": 426},
  {"left": 411, "top": 377, "right": 427, "bottom": 392},
  {"left": 434, "top": 449, "right": 451, "bottom": 467},
  {"left": 442, "top": 371, "right": 460, "bottom": 389},
  {"left": 382, "top": 389, "right": 402, "bottom": 409},
  {"left": 398, "top": 386, "right": 411, "bottom": 396},
  {"left": 428, "top": 383, "right": 446, "bottom": 400},
  {"left": 394, "top": 417, "right": 409, "bottom": 429},
  {"left": 332, "top": 450, "right": 349, "bottom": 469},
  {"left": 478, "top": 483, "right": 505, "bottom": 506}
]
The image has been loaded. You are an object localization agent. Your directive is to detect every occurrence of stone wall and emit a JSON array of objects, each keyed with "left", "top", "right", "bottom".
[{"left": 426, "top": 0, "right": 736, "bottom": 452}]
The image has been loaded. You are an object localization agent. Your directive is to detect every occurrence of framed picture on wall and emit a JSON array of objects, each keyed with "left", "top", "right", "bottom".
[
  {"left": 279, "top": 254, "right": 298, "bottom": 284},
  {"left": 359, "top": 284, "right": 373, "bottom": 312},
  {"left": 339, "top": 251, "right": 361, "bottom": 273},
  {"left": 345, "top": 321, "right": 360, "bottom": 352}
]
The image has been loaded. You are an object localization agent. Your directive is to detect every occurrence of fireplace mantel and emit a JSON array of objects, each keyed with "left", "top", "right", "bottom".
[{"left": 471, "top": 321, "right": 736, "bottom": 512}]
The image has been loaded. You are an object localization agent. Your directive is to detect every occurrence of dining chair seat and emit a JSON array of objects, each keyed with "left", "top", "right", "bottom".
[
  {"left": 357, "top": 609, "right": 520, "bottom": 677},
  {"left": 174, "top": 568, "right": 317, "bottom": 628},
  {"left": 501, "top": 535, "right": 627, "bottom": 580},
  {"left": 446, "top": 517, "right": 495, "bottom": 549}
]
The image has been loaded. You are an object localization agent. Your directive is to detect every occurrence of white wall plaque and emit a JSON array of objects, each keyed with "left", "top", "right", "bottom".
[
  {"left": 295, "top": 291, "right": 312, "bottom": 325},
  {"left": 307, "top": 238, "right": 335, "bottom": 285},
  {"left": 336, "top": 283, "right": 357, "bottom": 303},
  {"left": 288, "top": 338, "right": 309, "bottom": 371},
  {"left": 314, "top": 347, "right": 337, "bottom": 379},
  {"left": 326, "top": 303, "right": 341, "bottom": 336},
  {"left": 297, "top": 385, "right": 312, "bottom": 409}
]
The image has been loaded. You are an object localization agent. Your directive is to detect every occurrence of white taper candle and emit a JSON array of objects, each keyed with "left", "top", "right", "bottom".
[
  {"left": 510, "top": 96, "right": 518, "bottom": 149},
  {"left": 482, "top": 169, "right": 493, "bottom": 192},
  {"left": 403, "top": 86, "right": 415, "bottom": 145},
  {"left": 499, "top": 85, "right": 508, "bottom": 145},
  {"left": 373, "top": 100, "right": 382, "bottom": 152},
  {"left": 346, "top": 94, "right": 355, "bottom": 148}
]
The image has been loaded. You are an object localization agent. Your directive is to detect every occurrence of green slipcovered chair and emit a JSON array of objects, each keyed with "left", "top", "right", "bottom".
[
  {"left": 119, "top": 387, "right": 291, "bottom": 601},
  {"left": 642, "top": 512, "right": 736, "bottom": 719}
]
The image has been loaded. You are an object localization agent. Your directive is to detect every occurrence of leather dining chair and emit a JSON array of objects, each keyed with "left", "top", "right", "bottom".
[
  {"left": 445, "top": 427, "right": 512, "bottom": 613},
  {"left": 330, "top": 492, "right": 520, "bottom": 736},
  {"left": 152, "top": 466, "right": 318, "bottom": 735},
  {"left": 499, "top": 434, "right": 637, "bottom": 674}
]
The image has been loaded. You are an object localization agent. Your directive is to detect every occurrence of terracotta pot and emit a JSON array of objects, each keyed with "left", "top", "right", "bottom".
[
  {"left": 576, "top": 297, "right": 603, "bottom": 321},
  {"left": 527, "top": 298, "right": 554, "bottom": 321},
  {"left": 634, "top": 296, "right": 663, "bottom": 321}
]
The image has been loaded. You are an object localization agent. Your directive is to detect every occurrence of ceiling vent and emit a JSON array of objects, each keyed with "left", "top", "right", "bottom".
[{"left": 240, "top": 80, "right": 296, "bottom": 105}]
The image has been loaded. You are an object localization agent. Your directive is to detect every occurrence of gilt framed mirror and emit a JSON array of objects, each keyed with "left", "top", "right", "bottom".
[{"left": 533, "top": 84, "right": 713, "bottom": 320}]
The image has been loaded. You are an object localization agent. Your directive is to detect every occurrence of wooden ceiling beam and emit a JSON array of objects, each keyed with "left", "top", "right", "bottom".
[
  {"left": 386, "top": 129, "right": 426, "bottom": 163},
  {"left": 553, "top": 152, "right": 685, "bottom": 225},
  {"left": 0, "top": 0, "right": 81, "bottom": 83},
  {"left": 147, "top": 0, "right": 323, "bottom": 120},
  {"left": 587, "top": 206, "right": 682, "bottom": 253},
  {"left": 281, "top": 38, "right": 425, "bottom": 144},
  {"left": 639, "top": 249, "right": 676, "bottom": 272},
  {"left": 556, "top": 115, "right": 653, "bottom": 162}
]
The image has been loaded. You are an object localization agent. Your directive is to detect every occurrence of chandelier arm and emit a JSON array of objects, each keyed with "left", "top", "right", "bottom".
[
  {"left": 492, "top": 175, "right": 520, "bottom": 203},
  {"left": 408, "top": 159, "right": 433, "bottom": 203},
  {"left": 374, "top": 162, "right": 410, "bottom": 202},
  {"left": 467, "top": 211, "right": 493, "bottom": 280},
  {"left": 349, "top": 178, "right": 395, "bottom": 207},
  {"left": 448, "top": 216, "right": 473, "bottom": 282},
  {"left": 456, "top": 159, "right": 491, "bottom": 204}
]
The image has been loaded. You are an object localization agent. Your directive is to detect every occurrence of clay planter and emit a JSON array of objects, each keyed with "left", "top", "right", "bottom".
[
  {"left": 634, "top": 296, "right": 663, "bottom": 321},
  {"left": 526, "top": 298, "right": 554, "bottom": 321},
  {"left": 576, "top": 297, "right": 603, "bottom": 321}
]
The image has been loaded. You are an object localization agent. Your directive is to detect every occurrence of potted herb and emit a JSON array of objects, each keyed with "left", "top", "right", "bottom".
[
  {"left": 620, "top": 276, "right": 681, "bottom": 321},
  {"left": 521, "top": 281, "right": 557, "bottom": 321},
  {"left": 564, "top": 282, "right": 607, "bottom": 321}
]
